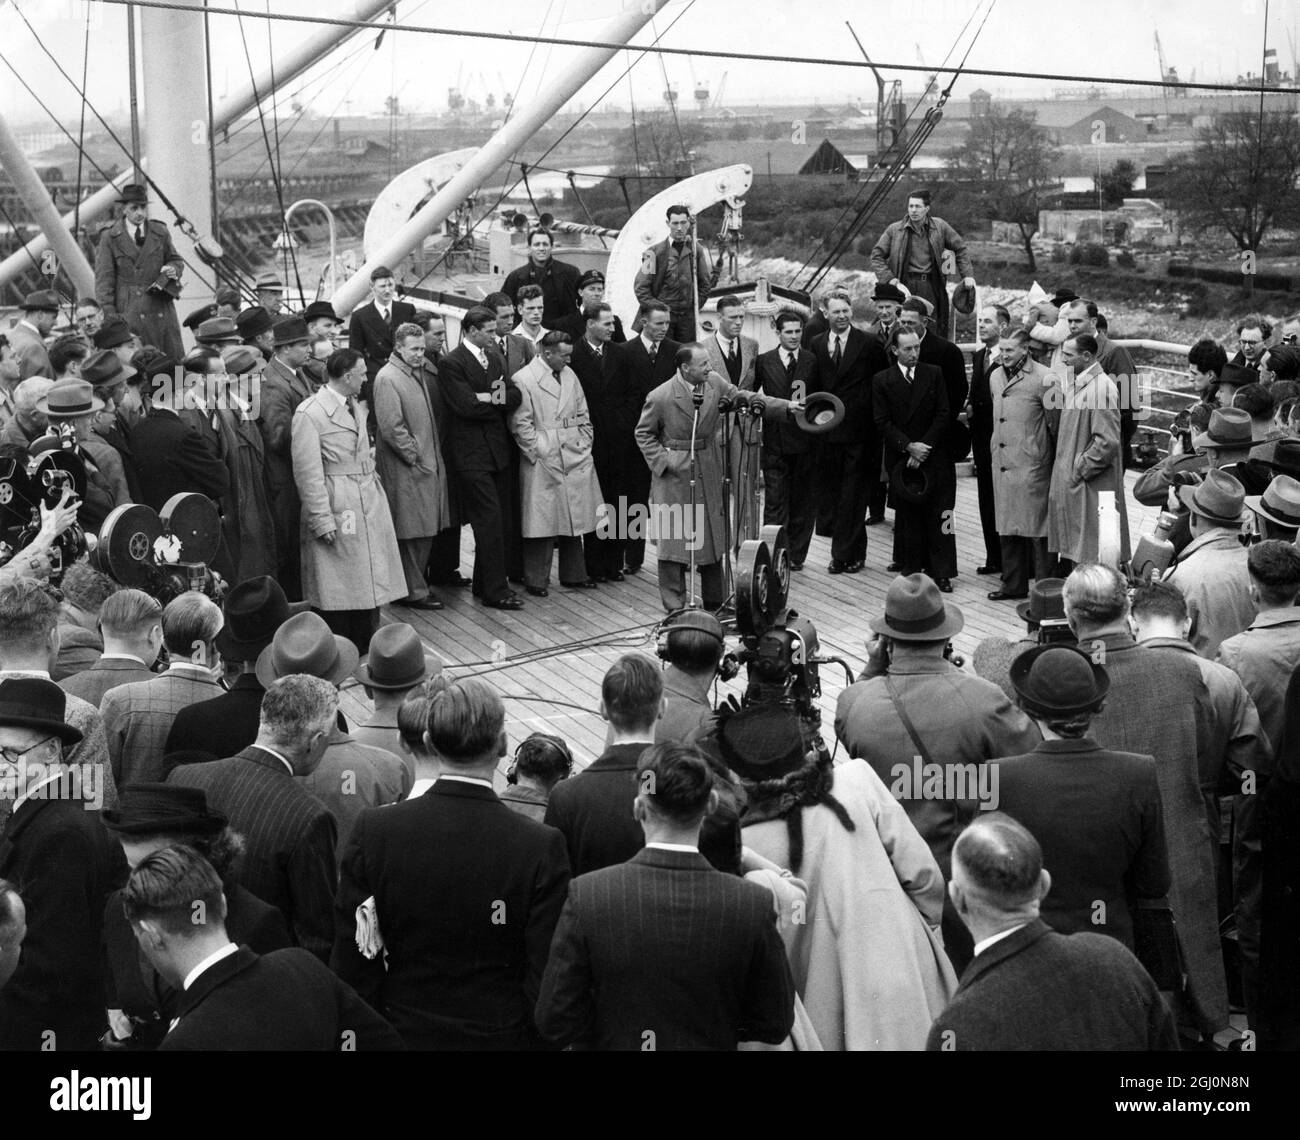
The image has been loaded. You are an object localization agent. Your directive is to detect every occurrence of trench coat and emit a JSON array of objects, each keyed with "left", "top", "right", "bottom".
[
  {"left": 509, "top": 356, "right": 600, "bottom": 538},
  {"left": 1046, "top": 364, "right": 1131, "bottom": 563},
  {"left": 635, "top": 371, "right": 790, "bottom": 565},
  {"left": 93, "top": 218, "right": 185, "bottom": 358},
  {"left": 374, "top": 353, "right": 450, "bottom": 540},
  {"left": 743, "top": 760, "right": 957, "bottom": 1051},
  {"left": 291, "top": 387, "right": 405, "bottom": 610},
  {"left": 989, "top": 359, "right": 1060, "bottom": 538},
  {"left": 216, "top": 401, "right": 278, "bottom": 582}
]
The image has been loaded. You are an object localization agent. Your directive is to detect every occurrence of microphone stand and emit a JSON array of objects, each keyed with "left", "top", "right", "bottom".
[
  {"left": 689, "top": 214, "right": 700, "bottom": 343},
  {"left": 687, "top": 384, "right": 704, "bottom": 609},
  {"left": 720, "top": 395, "right": 736, "bottom": 605}
]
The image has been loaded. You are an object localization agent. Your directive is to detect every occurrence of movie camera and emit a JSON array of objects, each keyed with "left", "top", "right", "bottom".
[
  {"left": 92, "top": 494, "right": 227, "bottom": 604},
  {"left": 0, "top": 428, "right": 91, "bottom": 585}
]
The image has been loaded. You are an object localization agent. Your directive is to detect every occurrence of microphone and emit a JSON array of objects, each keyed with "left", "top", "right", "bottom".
[{"left": 692, "top": 386, "right": 705, "bottom": 409}]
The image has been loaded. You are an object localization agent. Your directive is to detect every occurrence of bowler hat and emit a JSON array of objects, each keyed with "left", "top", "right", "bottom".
[
  {"left": 235, "top": 306, "right": 273, "bottom": 339},
  {"left": 354, "top": 622, "right": 443, "bottom": 690},
  {"left": 255, "top": 611, "right": 359, "bottom": 688},
  {"left": 1016, "top": 577, "right": 1066, "bottom": 624},
  {"left": 216, "top": 575, "right": 308, "bottom": 661},
  {"left": 303, "top": 301, "right": 337, "bottom": 324},
  {"left": 1193, "top": 406, "right": 1254, "bottom": 453},
  {"left": 714, "top": 704, "right": 812, "bottom": 782},
  {"left": 1246, "top": 474, "right": 1300, "bottom": 531},
  {"left": 255, "top": 272, "right": 284, "bottom": 291},
  {"left": 220, "top": 345, "right": 263, "bottom": 376},
  {"left": 116, "top": 184, "right": 149, "bottom": 205},
  {"left": 1049, "top": 287, "right": 1079, "bottom": 308},
  {"left": 36, "top": 377, "right": 104, "bottom": 419},
  {"left": 577, "top": 269, "right": 605, "bottom": 290},
  {"left": 93, "top": 317, "right": 134, "bottom": 349},
  {"left": 889, "top": 460, "right": 934, "bottom": 505},
  {"left": 271, "top": 315, "right": 309, "bottom": 347},
  {"left": 0, "top": 677, "right": 82, "bottom": 744},
  {"left": 102, "top": 782, "right": 227, "bottom": 836},
  {"left": 22, "top": 289, "right": 60, "bottom": 314},
  {"left": 951, "top": 281, "right": 976, "bottom": 316},
  {"left": 872, "top": 281, "right": 906, "bottom": 304},
  {"left": 82, "top": 350, "right": 136, "bottom": 390},
  {"left": 1179, "top": 467, "right": 1246, "bottom": 526},
  {"left": 1010, "top": 644, "right": 1109, "bottom": 718},
  {"left": 195, "top": 317, "right": 241, "bottom": 346},
  {"left": 183, "top": 303, "right": 218, "bottom": 330},
  {"left": 869, "top": 573, "right": 964, "bottom": 641}
]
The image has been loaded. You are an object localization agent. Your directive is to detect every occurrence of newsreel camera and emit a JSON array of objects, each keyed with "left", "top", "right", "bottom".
[
  {"left": 731, "top": 524, "right": 853, "bottom": 728},
  {"left": 92, "top": 493, "right": 226, "bottom": 604},
  {"left": 0, "top": 440, "right": 90, "bottom": 585}
]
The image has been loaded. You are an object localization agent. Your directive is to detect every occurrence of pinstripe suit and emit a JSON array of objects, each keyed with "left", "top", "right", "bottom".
[
  {"left": 101, "top": 665, "right": 224, "bottom": 791},
  {"left": 167, "top": 746, "right": 337, "bottom": 962},
  {"left": 535, "top": 846, "right": 796, "bottom": 1050},
  {"left": 59, "top": 656, "right": 155, "bottom": 708}
]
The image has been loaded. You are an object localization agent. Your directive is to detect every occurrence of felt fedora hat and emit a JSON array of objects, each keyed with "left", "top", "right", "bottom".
[
  {"left": 1246, "top": 474, "right": 1300, "bottom": 531},
  {"left": 353, "top": 622, "right": 443, "bottom": 691},
  {"left": 36, "top": 377, "right": 104, "bottom": 419},
  {"left": 235, "top": 306, "right": 274, "bottom": 339},
  {"left": 869, "top": 573, "right": 964, "bottom": 641},
  {"left": 951, "top": 281, "right": 976, "bottom": 316},
  {"left": 1016, "top": 577, "right": 1066, "bottom": 624},
  {"left": 271, "top": 315, "right": 309, "bottom": 347},
  {"left": 0, "top": 677, "right": 82, "bottom": 744},
  {"left": 81, "top": 350, "right": 135, "bottom": 389},
  {"left": 1009, "top": 643, "right": 1109, "bottom": 718},
  {"left": 22, "top": 289, "right": 61, "bottom": 313},
  {"left": 1179, "top": 467, "right": 1246, "bottom": 527},
  {"left": 102, "top": 782, "right": 227, "bottom": 836},
  {"left": 117, "top": 184, "right": 149, "bottom": 205},
  {"left": 1193, "top": 406, "right": 1254, "bottom": 453},
  {"left": 1262, "top": 438, "right": 1300, "bottom": 477},
  {"left": 195, "top": 317, "right": 241, "bottom": 346},
  {"left": 216, "top": 575, "right": 309, "bottom": 661},
  {"left": 255, "top": 611, "right": 359, "bottom": 688},
  {"left": 794, "top": 391, "right": 845, "bottom": 434},
  {"left": 92, "top": 316, "right": 134, "bottom": 349},
  {"left": 303, "top": 301, "right": 338, "bottom": 323},
  {"left": 889, "top": 459, "right": 934, "bottom": 505}
]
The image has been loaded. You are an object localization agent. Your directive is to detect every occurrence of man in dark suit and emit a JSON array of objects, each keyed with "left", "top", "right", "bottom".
[
  {"left": 122, "top": 843, "right": 401, "bottom": 1051},
  {"left": 348, "top": 265, "right": 417, "bottom": 403},
  {"left": 544, "top": 654, "right": 662, "bottom": 875},
  {"left": 164, "top": 576, "right": 304, "bottom": 762},
  {"left": 809, "top": 290, "right": 889, "bottom": 573},
  {"left": 437, "top": 305, "right": 526, "bottom": 609},
  {"left": 927, "top": 814, "right": 1178, "bottom": 1050},
  {"left": 618, "top": 301, "right": 679, "bottom": 573},
  {"left": 967, "top": 304, "right": 1010, "bottom": 576},
  {"left": 0, "top": 679, "right": 124, "bottom": 1051},
  {"left": 416, "top": 312, "right": 471, "bottom": 589},
  {"left": 552, "top": 269, "right": 627, "bottom": 344},
  {"left": 899, "top": 298, "right": 965, "bottom": 580},
  {"left": 536, "top": 743, "right": 795, "bottom": 1050},
  {"left": 755, "top": 309, "right": 817, "bottom": 569},
  {"left": 331, "top": 677, "right": 570, "bottom": 1050},
  {"left": 484, "top": 291, "right": 535, "bottom": 583},
  {"left": 994, "top": 645, "right": 1171, "bottom": 948},
  {"left": 501, "top": 229, "right": 582, "bottom": 325},
  {"left": 125, "top": 366, "right": 231, "bottom": 513},
  {"left": 873, "top": 327, "right": 954, "bottom": 590},
  {"left": 167, "top": 675, "right": 338, "bottom": 961},
  {"left": 569, "top": 301, "right": 631, "bottom": 581},
  {"left": 59, "top": 587, "right": 162, "bottom": 707}
]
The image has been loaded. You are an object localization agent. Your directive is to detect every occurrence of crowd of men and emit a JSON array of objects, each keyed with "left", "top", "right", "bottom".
[{"left": 3, "top": 183, "right": 1300, "bottom": 1052}]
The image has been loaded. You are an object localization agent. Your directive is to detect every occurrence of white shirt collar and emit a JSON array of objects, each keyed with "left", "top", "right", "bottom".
[
  {"left": 167, "top": 661, "right": 215, "bottom": 678},
  {"left": 466, "top": 341, "right": 488, "bottom": 367},
  {"left": 255, "top": 744, "right": 294, "bottom": 776},
  {"left": 18, "top": 319, "right": 41, "bottom": 335},
  {"left": 0, "top": 668, "right": 50, "bottom": 679},
  {"left": 716, "top": 331, "right": 734, "bottom": 351},
  {"left": 99, "top": 653, "right": 147, "bottom": 665},
  {"left": 641, "top": 333, "right": 658, "bottom": 353},
  {"left": 182, "top": 942, "right": 239, "bottom": 991},
  {"left": 407, "top": 777, "right": 436, "bottom": 799},
  {"left": 782, "top": 347, "right": 798, "bottom": 364},
  {"left": 645, "top": 841, "right": 699, "bottom": 853},
  {"left": 973, "top": 923, "right": 1029, "bottom": 958},
  {"left": 437, "top": 774, "right": 494, "bottom": 789},
  {"left": 319, "top": 383, "right": 349, "bottom": 410},
  {"left": 11, "top": 769, "right": 68, "bottom": 815}
]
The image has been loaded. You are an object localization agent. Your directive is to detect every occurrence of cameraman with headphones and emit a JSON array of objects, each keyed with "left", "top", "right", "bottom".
[
  {"left": 501, "top": 733, "right": 574, "bottom": 823},
  {"left": 655, "top": 609, "right": 733, "bottom": 746}
]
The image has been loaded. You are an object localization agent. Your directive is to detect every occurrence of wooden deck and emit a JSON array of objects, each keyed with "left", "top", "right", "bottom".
[{"left": 339, "top": 466, "right": 1162, "bottom": 770}]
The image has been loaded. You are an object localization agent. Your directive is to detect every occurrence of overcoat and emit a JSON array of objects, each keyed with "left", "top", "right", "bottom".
[
  {"left": 374, "top": 353, "right": 450, "bottom": 539},
  {"left": 1047, "top": 364, "right": 1131, "bottom": 563},
  {"left": 93, "top": 217, "right": 184, "bottom": 358},
  {"left": 291, "top": 387, "right": 405, "bottom": 610},
  {"left": 216, "top": 400, "right": 278, "bottom": 581},
  {"left": 989, "top": 358, "right": 1060, "bottom": 537},
  {"left": 509, "top": 356, "right": 600, "bottom": 538}
]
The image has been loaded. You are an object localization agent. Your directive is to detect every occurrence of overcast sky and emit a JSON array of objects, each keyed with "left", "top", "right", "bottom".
[{"left": 1, "top": 0, "right": 1295, "bottom": 130}]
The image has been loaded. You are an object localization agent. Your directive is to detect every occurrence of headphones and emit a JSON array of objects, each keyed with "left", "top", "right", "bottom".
[
  {"left": 506, "top": 733, "right": 574, "bottom": 785},
  {"left": 656, "top": 609, "right": 740, "bottom": 682}
]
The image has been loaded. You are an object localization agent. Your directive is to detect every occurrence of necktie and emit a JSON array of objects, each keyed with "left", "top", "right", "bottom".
[
  {"left": 134, "top": 225, "right": 145, "bottom": 247},
  {"left": 785, "top": 352, "right": 796, "bottom": 377},
  {"left": 380, "top": 307, "right": 389, "bottom": 325},
  {"left": 552, "top": 370, "right": 563, "bottom": 383},
  {"left": 648, "top": 343, "right": 657, "bottom": 363},
  {"left": 345, "top": 395, "right": 358, "bottom": 422},
  {"left": 904, "top": 368, "right": 913, "bottom": 384},
  {"left": 672, "top": 241, "right": 684, "bottom": 255},
  {"left": 498, "top": 337, "right": 508, "bottom": 357},
  {"left": 728, "top": 341, "right": 737, "bottom": 365},
  {"left": 832, "top": 336, "right": 842, "bottom": 367}
]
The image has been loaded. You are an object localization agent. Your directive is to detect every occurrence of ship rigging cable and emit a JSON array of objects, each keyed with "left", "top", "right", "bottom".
[{"left": 84, "top": 0, "right": 1297, "bottom": 96}]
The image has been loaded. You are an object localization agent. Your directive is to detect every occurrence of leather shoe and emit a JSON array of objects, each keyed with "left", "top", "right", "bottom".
[
  {"left": 790, "top": 562, "right": 804, "bottom": 572},
  {"left": 886, "top": 562, "right": 901, "bottom": 573},
  {"left": 987, "top": 589, "right": 1028, "bottom": 602},
  {"left": 435, "top": 572, "right": 471, "bottom": 588},
  {"left": 561, "top": 579, "right": 599, "bottom": 589},
  {"left": 976, "top": 564, "right": 1002, "bottom": 576},
  {"left": 485, "top": 594, "right": 525, "bottom": 610},
  {"left": 936, "top": 578, "right": 954, "bottom": 593},
  {"left": 525, "top": 586, "right": 549, "bottom": 597},
  {"left": 605, "top": 570, "right": 625, "bottom": 582},
  {"left": 844, "top": 560, "right": 864, "bottom": 574},
  {"left": 395, "top": 596, "right": 444, "bottom": 611},
  {"left": 828, "top": 560, "right": 846, "bottom": 574},
  {"left": 622, "top": 564, "right": 641, "bottom": 575},
  {"left": 865, "top": 515, "right": 885, "bottom": 526}
]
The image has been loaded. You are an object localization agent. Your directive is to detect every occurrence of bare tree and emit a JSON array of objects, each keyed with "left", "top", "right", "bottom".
[
  {"left": 949, "top": 107, "right": 1059, "bottom": 272},
  {"left": 1164, "top": 111, "right": 1300, "bottom": 254}
]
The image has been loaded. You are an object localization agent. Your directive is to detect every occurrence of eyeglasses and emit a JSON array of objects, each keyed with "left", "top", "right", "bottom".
[{"left": 0, "top": 736, "right": 56, "bottom": 769}]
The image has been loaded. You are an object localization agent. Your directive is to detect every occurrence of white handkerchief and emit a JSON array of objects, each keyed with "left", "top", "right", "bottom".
[{"left": 355, "top": 895, "right": 385, "bottom": 960}]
